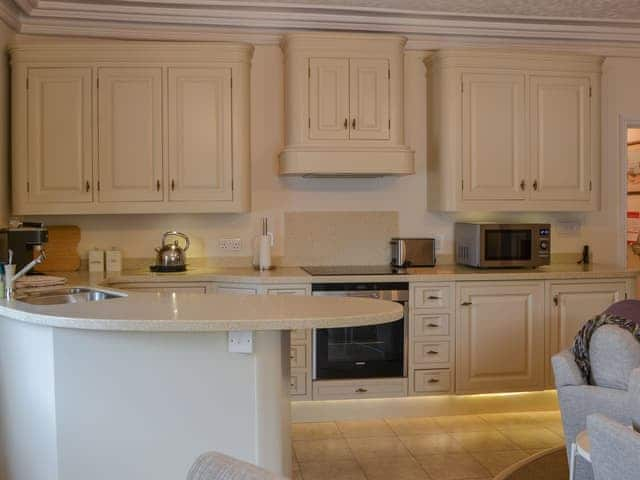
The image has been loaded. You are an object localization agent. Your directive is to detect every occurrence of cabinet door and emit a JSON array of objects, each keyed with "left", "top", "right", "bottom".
[
  {"left": 462, "top": 72, "right": 527, "bottom": 201},
  {"left": 27, "top": 68, "right": 93, "bottom": 203},
  {"left": 530, "top": 76, "right": 591, "bottom": 201},
  {"left": 349, "top": 58, "right": 389, "bottom": 140},
  {"left": 98, "top": 68, "right": 163, "bottom": 202},
  {"left": 549, "top": 281, "right": 627, "bottom": 355},
  {"left": 456, "top": 282, "right": 545, "bottom": 393},
  {"left": 168, "top": 68, "right": 233, "bottom": 202},
  {"left": 308, "top": 58, "right": 349, "bottom": 140}
]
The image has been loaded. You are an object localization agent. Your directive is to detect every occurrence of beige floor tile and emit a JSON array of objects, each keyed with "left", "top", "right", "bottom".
[
  {"left": 346, "top": 436, "right": 411, "bottom": 461},
  {"left": 542, "top": 423, "right": 566, "bottom": 438},
  {"left": 299, "top": 459, "right": 366, "bottom": 480},
  {"left": 337, "top": 419, "right": 395, "bottom": 438},
  {"left": 293, "top": 438, "right": 354, "bottom": 463},
  {"left": 418, "top": 453, "right": 491, "bottom": 479},
  {"left": 499, "top": 428, "right": 565, "bottom": 450},
  {"left": 471, "top": 450, "right": 529, "bottom": 475},
  {"left": 434, "top": 415, "right": 493, "bottom": 433},
  {"left": 399, "top": 433, "right": 465, "bottom": 455},
  {"left": 452, "top": 431, "right": 519, "bottom": 452},
  {"left": 359, "top": 456, "right": 431, "bottom": 480},
  {"left": 385, "top": 416, "right": 444, "bottom": 435},
  {"left": 480, "top": 413, "right": 539, "bottom": 430},
  {"left": 293, "top": 422, "right": 342, "bottom": 441},
  {"left": 526, "top": 411, "right": 562, "bottom": 424}
]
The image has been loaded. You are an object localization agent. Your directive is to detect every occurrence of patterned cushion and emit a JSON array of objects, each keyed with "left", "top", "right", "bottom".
[{"left": 590, "top": 325, "right": 640, "bottom": 390}]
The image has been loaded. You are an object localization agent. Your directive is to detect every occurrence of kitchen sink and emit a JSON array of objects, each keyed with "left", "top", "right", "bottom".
[{"left": 15, "top": 287, "right": 127, "bottom": 305}]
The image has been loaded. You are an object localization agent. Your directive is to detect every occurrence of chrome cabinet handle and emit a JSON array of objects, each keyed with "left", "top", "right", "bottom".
[
  {"left": 156, "top": 180, "right": 161, "bottom": 191},
  {"left": 351, "top": 118, "right": 356, "bottom": 130},
  {"left": 428, "top": 378, "right": 440, "bottom": 384},
  {"left": 520, "top": 180, "right": 526, "bottom": 191},
  {"left": 344, "top": 118, "right": 348, "bottom": 130},
  {"left": 461, "top": 302, "right": 472, "bottom": 306},
  {"left": 355, "top": 388, "right": 368, "bottom": 393},
  {"left": 553, "top": 295, "right": 558, "bottom": 306},
  {"left": 171, "top": 179, "right": 175, "bottom": 191},
  {"left": 427, "top": 350, "right": 439, "bottom": 355},
  {"left": 428, "top": 295, "right": 441, "bottom": 300},
  {"left": 533, "top": 180, "right": 539, "bottom": 191},
  {"left": 85, "top": 181, "right": 90, "bottom": 192},
  {"left": 427, "top": 323, "right": 439, "bottom": 328}
]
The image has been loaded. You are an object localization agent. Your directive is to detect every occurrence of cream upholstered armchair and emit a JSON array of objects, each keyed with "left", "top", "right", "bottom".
[
  {"left": 588, "top": 413, "right": 640, "bottom": 480},
  {"left": 187, "top": 452, "right": 287, "bottom": 480}
]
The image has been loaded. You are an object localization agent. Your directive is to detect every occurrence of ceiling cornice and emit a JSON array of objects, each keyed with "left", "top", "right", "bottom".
[{"left": 4, "top": 0, "right": 640, "bottom": 57}]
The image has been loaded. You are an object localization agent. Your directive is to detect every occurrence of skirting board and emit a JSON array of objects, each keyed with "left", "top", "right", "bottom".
[{"left": 291, "top": 389, "right": 559, "bottom": 423}]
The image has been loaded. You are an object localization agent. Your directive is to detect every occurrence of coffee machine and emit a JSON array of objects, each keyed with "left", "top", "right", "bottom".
[{"left": 0, "top": 222, "right": 48, "bottom": 272}]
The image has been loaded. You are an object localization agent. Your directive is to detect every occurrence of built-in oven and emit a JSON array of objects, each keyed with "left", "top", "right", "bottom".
[{"left": 312, "top": 282, "right": 408, "bottom": 380}]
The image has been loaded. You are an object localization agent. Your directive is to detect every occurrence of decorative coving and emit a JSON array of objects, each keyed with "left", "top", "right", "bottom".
[{"left": 3, "top": 0, "right": 640, "bottom": 50}]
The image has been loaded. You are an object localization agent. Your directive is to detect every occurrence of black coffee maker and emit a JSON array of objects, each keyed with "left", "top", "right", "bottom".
[{"left": 0, "top": 222, "right": 48, "bottom": 272}]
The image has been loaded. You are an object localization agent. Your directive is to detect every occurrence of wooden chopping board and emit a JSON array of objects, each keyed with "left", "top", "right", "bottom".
[{"left": 35, "top": 225, "right": 81, "bottom": 272}]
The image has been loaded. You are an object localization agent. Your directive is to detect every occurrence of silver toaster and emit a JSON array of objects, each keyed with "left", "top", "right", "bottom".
[{"left": 390, "top": 238, "right": 436, "bottom": 268}]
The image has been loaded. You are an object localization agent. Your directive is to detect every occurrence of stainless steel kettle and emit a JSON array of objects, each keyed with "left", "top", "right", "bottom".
[{"left": 154, "top": 231, "right": 190, "bottom": 268}]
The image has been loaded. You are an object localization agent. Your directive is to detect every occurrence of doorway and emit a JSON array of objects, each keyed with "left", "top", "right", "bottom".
[{"left": 626, "top": 127, "right": 640, "bottom": 268}]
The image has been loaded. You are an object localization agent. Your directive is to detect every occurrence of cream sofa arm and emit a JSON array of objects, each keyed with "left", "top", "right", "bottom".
[{"left": 552, "top": 349, "right": 586, "bottom": 387}]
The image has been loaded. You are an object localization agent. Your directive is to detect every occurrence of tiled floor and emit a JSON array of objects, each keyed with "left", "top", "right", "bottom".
[{"left": 292, "top": 411, "right": 565, "bottom": 480}]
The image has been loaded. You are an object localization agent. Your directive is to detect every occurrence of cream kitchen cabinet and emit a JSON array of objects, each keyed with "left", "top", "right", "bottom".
[
  {"left": 279, "top": 32, "right": 414, "bottom": 176},
  {"left": 456, "top": 281, "right": 545, "bottom": 394},
  {"left": 11, "top": 41, "right": 252, "bottom": 215},
  {"left": 97, "top": 67, "right": 163, "bottom": 203},
  {"left": 426, "top": 49, "right": 602, "bottom": 212},
  {"left": 23, "top": 67, "right": 94, "bottom": 204},
  {"left": 545, "top": 279, "right": 633, "bottom": 386}
]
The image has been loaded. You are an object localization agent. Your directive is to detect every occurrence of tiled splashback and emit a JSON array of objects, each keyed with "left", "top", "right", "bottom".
[{"left": 282, "top": 211, "right": 399, "bottom": 266}]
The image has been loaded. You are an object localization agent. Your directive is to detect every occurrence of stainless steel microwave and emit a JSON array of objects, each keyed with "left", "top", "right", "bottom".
[{"left": 455, "top": 223, "right": 551, "bottom": 268}]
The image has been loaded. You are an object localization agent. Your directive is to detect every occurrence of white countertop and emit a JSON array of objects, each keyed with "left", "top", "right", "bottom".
[
  {"left": 0, "top": 289, "right": 403, "bottom": 332},
  {"left": 85, "top": 263, "right": 639, "bottom": 285}
]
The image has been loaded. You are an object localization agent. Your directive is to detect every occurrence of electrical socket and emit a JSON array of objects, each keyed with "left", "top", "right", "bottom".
[
  {"left": 218, "top": 238, "right": 242, "bottom": 251},
  {"left": 228, "top": 331, "right": 253, "bottom": 354},
  {"left": 433, "top": 234, "right": 445, "bottom": 252}
]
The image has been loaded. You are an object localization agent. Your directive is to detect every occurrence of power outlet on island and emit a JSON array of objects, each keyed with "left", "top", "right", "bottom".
[
  {"left": 228, "top": 331, "right": 253, "bottom": 354},
  {"left": 218, "top": 238, "right": 242, "bottom": 251}
]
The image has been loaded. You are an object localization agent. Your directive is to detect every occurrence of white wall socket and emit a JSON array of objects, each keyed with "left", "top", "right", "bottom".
[
  {"left": 228, "top": 331, "right": 253, "bottom": 354},
  {"left": 218, "top": 238, "right": 242, "bottom": 251},
  {"left": 433, "top": 234, "right": 445, "bottom": 252}
]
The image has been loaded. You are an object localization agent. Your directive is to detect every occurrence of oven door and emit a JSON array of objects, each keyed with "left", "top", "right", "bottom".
[
  {"left": 314, "top": 316, "right": 405, "bottom": 380},
  {"left": 479, "top": 225, "right": 536, "bottom": 268}
]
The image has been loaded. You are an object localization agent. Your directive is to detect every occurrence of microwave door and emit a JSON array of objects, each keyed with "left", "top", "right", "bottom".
[{"left": 481, "top": 227, "right": 534, "bottom": 267}]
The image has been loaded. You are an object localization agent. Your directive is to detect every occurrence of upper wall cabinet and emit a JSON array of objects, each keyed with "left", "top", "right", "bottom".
[
  {"left": 10, "top": 41, "right": 253, "bottom": 215},
  {"left": 279, "top": 33, "right": 415, "bottom": 177},
  {"left": 425, "top": 49, "right": 602, "bottom": 212}
]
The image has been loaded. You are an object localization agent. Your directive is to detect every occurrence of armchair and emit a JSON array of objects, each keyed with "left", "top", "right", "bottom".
[
  {"left": 587, "top": 414, "right": 640, "bottom": 480},
  {"left": 187, "top": 452, "right": 287, "bottom": 480}
]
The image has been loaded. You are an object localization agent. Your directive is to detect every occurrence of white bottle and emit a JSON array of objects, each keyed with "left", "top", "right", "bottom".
[
  {"left": 88, "top": 249, "right": 105, "bottom": 272},
  {"left": 105, "top": 248, "right": 122, "bottom": 272},
  {"left": 258, "top": 217, "right": 274, "bottom": 271}
]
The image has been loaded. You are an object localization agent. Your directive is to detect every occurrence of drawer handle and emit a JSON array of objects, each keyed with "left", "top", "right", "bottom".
[
  {"left": 428, "top": 295, "right": 441, "bottom": 300},
  {"left": 289, "top": 355, "right": 295, "bottom": 359},
  {"left": 427, "top": 323, "right": 440, "bottom": 328},
  {"left": 355, "top": 388, "right": 368, "bottom": 393},
  {"left": 427, "top": 350, "right": 439, "bottom": 355},
  {"left": 428, "top": 378, "right": 440, "bottom": 384},
  {"left": 461, "top": 302, "right": 472, "bottom": 306}
]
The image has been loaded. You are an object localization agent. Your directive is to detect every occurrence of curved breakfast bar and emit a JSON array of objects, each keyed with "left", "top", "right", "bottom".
[{"left": 0, "top": 289, "right": 403, "bottom": 480}]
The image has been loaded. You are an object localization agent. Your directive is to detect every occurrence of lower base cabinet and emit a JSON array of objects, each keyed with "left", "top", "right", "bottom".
[
  {"left": 456, "top": 282, "right": 546, "bottom": 394},
  {"left": 313, "top": 378, "right": 408, "bottom": 400},
  {"left": 414, "top": 369, "right": 452, "bottom": 394}
]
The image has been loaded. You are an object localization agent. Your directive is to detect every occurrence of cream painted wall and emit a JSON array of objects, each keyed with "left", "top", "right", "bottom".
[
  {"left": 0, "top": 21, "right": 14, "bottom": 226},
  {"left": 16, "top": 40, "right": 639, "bottom": 266}
]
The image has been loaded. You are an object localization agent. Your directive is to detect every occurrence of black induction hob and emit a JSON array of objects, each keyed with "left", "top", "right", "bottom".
[{"left": 301, "top": 265, "right": 405, "bottom": 276}]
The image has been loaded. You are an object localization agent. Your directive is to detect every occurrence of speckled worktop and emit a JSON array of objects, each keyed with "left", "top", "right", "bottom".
[{"left": 71, "top": 263, "right": 639, "bottom": 286}]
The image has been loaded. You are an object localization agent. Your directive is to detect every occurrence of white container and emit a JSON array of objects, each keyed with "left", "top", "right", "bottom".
[
  {"left": 259, "top": 235, "right": 272, "bottom": 271},
  {"left": 88, "top": 249, "right": 105, "bottom": 272},
  {"left": 105, "top": 249, "right": 122, "bottom": 272}
]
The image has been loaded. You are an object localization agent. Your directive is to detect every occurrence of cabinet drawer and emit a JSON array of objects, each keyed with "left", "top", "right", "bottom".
[
  {"left": 122, "top": 286, "right": 207, "bottom": 294},
  {"left": 291, "top": 329, "right": 307, "bottom": 343},
  {"left": 414, "top": 369, "right": 452, "bottom": 394},
  {"left": 216, "top": 286, "right": 259, "bottom": 295},
  {"left": 413, "top": 341, "right": 451, "bottom": 365},
  {"left": 413, "top": 285, "right": 452, "bottom": 310},
  {"left": 413, "top": 314, "right": 450, "bottom": 337},
  {"left": 290, "top": 373, "right": 307, "bottom": 396},
  {"left": 313, "top": 378, "right": 408, "bottom": 400},
  {"left": 290, "top": 345, "right": 307, "bottom": 369},
  {"left": 266, "top": 287, "right": 308, "bottom": 296}
]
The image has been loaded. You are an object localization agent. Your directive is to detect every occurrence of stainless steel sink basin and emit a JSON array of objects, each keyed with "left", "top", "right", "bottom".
[{"left": 15, "top": 287, "right": 127, "bottom": 305}]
